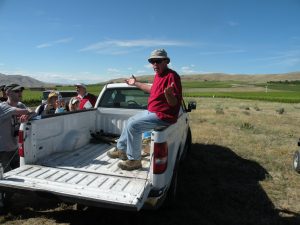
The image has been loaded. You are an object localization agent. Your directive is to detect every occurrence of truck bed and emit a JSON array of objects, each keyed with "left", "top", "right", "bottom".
[
  {"left": 0, "top": 143, "right": 152, "bottom": 210},
  {"left": 39, "top": 142, "right": 151, "bottom": 179}
]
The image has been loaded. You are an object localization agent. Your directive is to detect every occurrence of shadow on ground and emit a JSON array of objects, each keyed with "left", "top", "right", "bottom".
[{"left": 1, "top": 143, "right": 300, "bottom": 225}]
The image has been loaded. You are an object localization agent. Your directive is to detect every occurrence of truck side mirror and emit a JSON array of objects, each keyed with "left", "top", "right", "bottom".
[{"left": 187, "top": 101, "right": 197, "bottom": 112}]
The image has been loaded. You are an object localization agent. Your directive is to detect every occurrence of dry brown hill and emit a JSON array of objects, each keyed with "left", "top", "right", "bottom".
[
  {"left": 107, "top": 72, "right": 300, "bottom": 83},
  {"left": 1, "top": 71, "right": 300, "bottom": 87},
  {"left": 0, "top": 73, "right": 53, "bottom": 87}
]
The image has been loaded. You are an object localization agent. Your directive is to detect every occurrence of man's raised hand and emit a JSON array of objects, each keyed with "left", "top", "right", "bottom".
[{"left": 125, "top": 75, "right": 136, "bottom": 86}]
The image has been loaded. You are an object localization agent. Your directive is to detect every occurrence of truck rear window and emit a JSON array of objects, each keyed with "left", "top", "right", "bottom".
[
  {"left": 98, "top": 88, "right": 149, "bottom": 109},
  {"left": 42, "top": 91, "right": 77, "bottom": 101}
]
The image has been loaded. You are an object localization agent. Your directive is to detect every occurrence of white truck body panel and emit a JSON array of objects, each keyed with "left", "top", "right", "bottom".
[
  {"left": 0, "top": 83, "right": 191, "bottom": 210},
  {"left": 0, "top": 142, "right": 151, "bottom": 210}
]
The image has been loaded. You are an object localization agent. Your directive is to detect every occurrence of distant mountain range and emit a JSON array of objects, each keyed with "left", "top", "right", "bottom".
[
  {"left": 1, "top": 71, "right": 300, "bottom": 88},
  {"left": 0, "top": 73, "right": 51, "bottom": 87},
  {"left": 107, "top": 71, "right": 300, "bottom": 83}
]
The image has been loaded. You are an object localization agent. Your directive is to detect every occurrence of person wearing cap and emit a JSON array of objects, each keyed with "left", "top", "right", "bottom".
[
  {"left": 107, "top": 49, "right": 182, "bottom": 171},
  {"left": 68, "top": 96, "right": 81, "bottom": 111},
  {"left": 35, "top": 91, "right": 64, "bottom": 115},
  {"left": 75, "top": 83, "right": 97, "bottom": 109},
  {"left": 0, "top": 85, "right": 8, "bottom": 102},
  {"left": 3, "top": 83, "right": 28, "bottom": 112},
  {"left": 3, "top": 83, "right": 32, "bottom": 123},
  {"left": 0, "top": 84, "right": 33, "bottom": 171}
]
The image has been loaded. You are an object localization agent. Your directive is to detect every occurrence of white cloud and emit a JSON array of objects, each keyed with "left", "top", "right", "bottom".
[
  {"left": 180, "top": 65, "right": 198, "bottom": 74},
  {"left": 107, "top": 68, "right": 120, "bottom": 73},
  {"left": 198, "top": 49, "right": 245, "bottom": 55},
  {"left": 79, "top": 38, "right": 191, "bottom": 54},
  {"left": 36, "top": 43, "right": 52, "bottom": 49},
  {"left": 2, "top": 69, "right": 107, "bottom": 84},
  {"left": 36, "top": 37, "right": 73, "bottom": 49},
  {"left": 54, "top": 37, "right": 73, "bottom": 44},
  {"left": 136, "top": 70, "right": 146, "bottom": 74},
  {"left": 253, "top": 49, "right": 300, "bottom": 67},
  {"left": 227, "top": 21, "right": 239, "bottom": 27}
]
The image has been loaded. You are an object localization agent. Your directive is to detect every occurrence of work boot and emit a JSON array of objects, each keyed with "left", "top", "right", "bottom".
[
  {"left": 107, "top": 148, "right": 128, "bottom": 160},
  {"left": 118, "top": 160, "right": 142, "bottom": 171}
]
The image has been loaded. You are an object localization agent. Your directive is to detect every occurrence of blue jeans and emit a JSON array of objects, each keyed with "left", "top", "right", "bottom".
[{"left": 117, "top": 110, "right": 170, "bottom": 160}]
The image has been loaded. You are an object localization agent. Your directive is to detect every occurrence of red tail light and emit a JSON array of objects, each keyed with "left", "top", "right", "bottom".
[
  {"left": 153, "top": 142, "right": 168, "bottom": 174},
  {"left": 18, "top": 130, "right": 24, "bottom": 157}
]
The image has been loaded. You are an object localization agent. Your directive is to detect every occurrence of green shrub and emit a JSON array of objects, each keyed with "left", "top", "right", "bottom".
[
  {"left": 215, "top": 104, "right": 224, "bottom": 114},
  {"left": 254, "top": 105, "right": 261, "bottom": 111},
  {"left": 276, "top": 107, "right": 285, "bottom": 114},
  {"left": 240, "top": 122, "right": 254, "bottom": 130},
  {"left": 242, "top": 111, "right": 250, "bottom": 116}
]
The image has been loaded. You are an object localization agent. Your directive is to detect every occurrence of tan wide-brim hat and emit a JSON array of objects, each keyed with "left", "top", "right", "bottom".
[{"left": 148, "top": 49, "right": 170, "bottom": 63}]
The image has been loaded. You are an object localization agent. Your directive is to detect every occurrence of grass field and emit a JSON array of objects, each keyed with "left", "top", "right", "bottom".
[
  {"left": 1, "top": 98, "right": 300, "bottom": 224},
  {"left": 19, "top": 80, "right": 300, "bottom": 107}
]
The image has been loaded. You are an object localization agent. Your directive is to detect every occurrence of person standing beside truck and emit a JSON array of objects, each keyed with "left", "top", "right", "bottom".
[
  {"left": 74, "top": 83, "right": 97, "bottom": 109},
  {"left": 107, "top": 49, "right": 182, "bottom": 171},
  {"left": 2, "top": 83, "right": 29, "bottom": 114},
  {"left": 0, "top": 84, "right": 33, "bottom": 172}
]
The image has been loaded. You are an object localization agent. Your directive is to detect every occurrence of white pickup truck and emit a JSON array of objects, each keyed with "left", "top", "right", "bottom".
[{"left": 0, "top": 83, "right": 195, "bottom": 211}]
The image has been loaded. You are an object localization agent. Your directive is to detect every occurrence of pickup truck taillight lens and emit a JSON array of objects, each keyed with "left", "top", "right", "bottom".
[
  {"left": 153, "top": 142, "right": 168, "bottom": 174},
  {"left": 18, "top": 130, "right": 24, "bottom": 157}
]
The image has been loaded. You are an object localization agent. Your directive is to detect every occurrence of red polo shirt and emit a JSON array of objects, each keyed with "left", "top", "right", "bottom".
[{"left": 148, "top": 69, "right": 182, "bottom": 123}]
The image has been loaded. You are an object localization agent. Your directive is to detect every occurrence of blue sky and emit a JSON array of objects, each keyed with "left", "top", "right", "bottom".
[{"left": 0, "top": 0, "right": 299, "bottom": 84}]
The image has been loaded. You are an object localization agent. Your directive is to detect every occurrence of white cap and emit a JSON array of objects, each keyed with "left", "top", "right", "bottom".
[{"left": 75, "top": 83, "right": 87, "bottom": 89}]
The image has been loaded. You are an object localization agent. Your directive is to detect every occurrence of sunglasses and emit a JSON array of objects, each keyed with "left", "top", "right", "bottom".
[{"left": 149, "top": 59, "right": 165, "bottom": 65}]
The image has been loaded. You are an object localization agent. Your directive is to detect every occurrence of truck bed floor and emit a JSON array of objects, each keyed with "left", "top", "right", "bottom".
[
  {"left": 38, "top": 142, "right": 151, "bottom": 180},
  {"left": 0, "top": 143, "right": 152, "bottom": 209}
]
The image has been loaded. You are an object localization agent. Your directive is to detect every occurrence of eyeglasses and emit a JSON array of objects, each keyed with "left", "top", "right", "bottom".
[{"left": 149, "top": 59, "right": 165, "bottom": 65}]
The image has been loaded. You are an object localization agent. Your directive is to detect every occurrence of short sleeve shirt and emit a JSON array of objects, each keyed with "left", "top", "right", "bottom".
[
  {"left": 148, "top": 69, "right": 182, "bottom": 123},
  {"left": 0, "top": 103, "right": 17, "bottom": 152}
]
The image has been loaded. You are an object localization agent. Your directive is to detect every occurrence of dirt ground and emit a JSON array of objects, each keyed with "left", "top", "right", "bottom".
[
  {"left": 1, "top": 98, "right": 300, "bottom": 225},
  {"left": 0, "top": 143, "right": 299, "bottom": 225}
]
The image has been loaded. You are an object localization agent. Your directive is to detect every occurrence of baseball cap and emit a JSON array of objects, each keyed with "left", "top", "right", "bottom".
[
  {"left": 4, "top": 83, "right": 25, "bottom": 91},
  {"left": 75, "top": 83, "right": 87, "bottom": 89}
]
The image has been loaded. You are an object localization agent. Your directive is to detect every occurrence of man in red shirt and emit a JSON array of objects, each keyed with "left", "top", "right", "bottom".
[
  {"left": 107, "top": 49, "right": 182, "bottom": 171},
  {"left": 75, "top": 83, "right": 97, "bottom": 109}
]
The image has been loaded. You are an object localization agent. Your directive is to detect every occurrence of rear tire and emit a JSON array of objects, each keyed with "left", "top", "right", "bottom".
[
  {"left": 293, "top": 150, "right": 300, "bottom": 173},
  {"left": 0, "top": 191, "right": 12, "bottom": 214},
  {"left": 162, "top": 160, "right": 179, "bottom": 209}
]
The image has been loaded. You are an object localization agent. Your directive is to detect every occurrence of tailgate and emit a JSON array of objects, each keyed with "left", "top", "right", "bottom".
[{"left": 0, "top": 165, "right": 151, "bottom": 211}]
